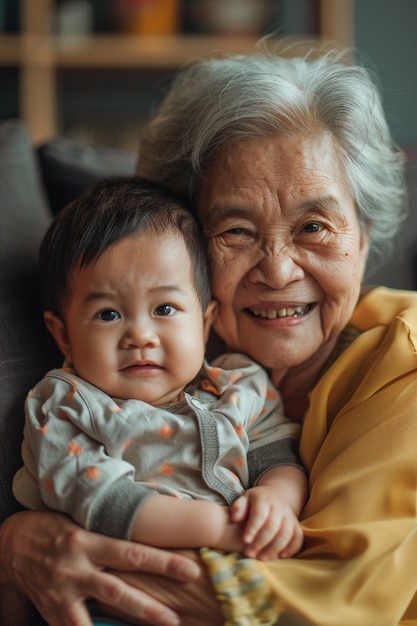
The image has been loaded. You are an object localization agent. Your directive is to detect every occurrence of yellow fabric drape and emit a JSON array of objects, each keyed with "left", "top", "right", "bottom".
[
  {"left": 205, "top": 287, "right": 417, "bottom": 626},
  {"left": 261, "top": 287, "right": 417, "bottom": 625}
]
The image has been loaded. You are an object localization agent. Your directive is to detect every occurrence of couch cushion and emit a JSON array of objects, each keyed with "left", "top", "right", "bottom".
[
  {"left": 0, "top": 120, "right": 61, "bottom": 523},
  {"left": 37, "top": 136, "right": 136, "bottom": 214}
]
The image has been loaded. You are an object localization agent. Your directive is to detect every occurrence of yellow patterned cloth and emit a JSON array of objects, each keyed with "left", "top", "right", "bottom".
[{"left": 200, "top": 548, "right": 278, "bottom": 625}]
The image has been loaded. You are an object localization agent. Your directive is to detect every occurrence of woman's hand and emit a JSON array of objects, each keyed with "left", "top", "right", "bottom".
[
  {"left": 0, "top": 510, "right": 201, "bottom": 626},
  {"left": 98, "top": 552, "right": 224, "bottom": 626}
]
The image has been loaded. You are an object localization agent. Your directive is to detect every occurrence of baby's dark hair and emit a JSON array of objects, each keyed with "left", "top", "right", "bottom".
[{"left": 40, "top": 176, "right": 211, "bottom": 318}]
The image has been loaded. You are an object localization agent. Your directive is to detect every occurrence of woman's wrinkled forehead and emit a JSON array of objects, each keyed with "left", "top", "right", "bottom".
[{"left": 196, "top": 131, "right": 353, "bottom": 222}]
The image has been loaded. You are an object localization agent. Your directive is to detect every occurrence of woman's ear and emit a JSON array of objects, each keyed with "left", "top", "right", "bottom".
[
  {"left": 359, "top": 230, "right": 370, "bottom": 280},
  {"left": 203, "top": 300, "right": 218, "bottom": 344},
  {"left": 44, "top": 311, "right": 71, "bottom": 362}
]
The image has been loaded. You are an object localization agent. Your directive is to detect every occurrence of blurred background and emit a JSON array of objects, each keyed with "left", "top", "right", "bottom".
[
  {"left": 0, "top": 0, "right": 416, "bottom": 156},
  {"left": 0, "top": 0, "right": 416, "bottom": 288}
]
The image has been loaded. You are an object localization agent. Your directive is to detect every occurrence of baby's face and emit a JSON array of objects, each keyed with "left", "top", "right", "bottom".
[{"left": 60, "top": 230, "right": 208, "bottom": 405}]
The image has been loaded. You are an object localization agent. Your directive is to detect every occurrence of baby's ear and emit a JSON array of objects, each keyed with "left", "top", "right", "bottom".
[
  {"left": 44, "top": 311, "right": 71, "bottom": 361},
  {"left": 203, "top": 300, "right": 218, "bottom": 344}
]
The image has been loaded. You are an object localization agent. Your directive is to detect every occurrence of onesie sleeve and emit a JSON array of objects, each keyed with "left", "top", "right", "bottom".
[
  {"left": 14, "top": 370, "right": 156, "bottom": 539},
  {"left": 209, "top": 353, "right": 304, "bottom": 485},
  {"left": 244, "top": 368, "right": 304, "bottom": 484}
]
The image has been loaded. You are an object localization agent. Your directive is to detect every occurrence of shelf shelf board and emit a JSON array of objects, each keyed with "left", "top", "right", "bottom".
[
  {"left": 53, "top": 34, "right": 321, "bottom": 69},
  {"left": 0, "top": 33, "right": 329, "bottom": 70}
]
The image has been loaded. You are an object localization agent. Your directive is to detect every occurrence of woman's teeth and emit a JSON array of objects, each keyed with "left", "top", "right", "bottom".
[{"left": 250, "top": 305, "right": 310, "bottom": 319}]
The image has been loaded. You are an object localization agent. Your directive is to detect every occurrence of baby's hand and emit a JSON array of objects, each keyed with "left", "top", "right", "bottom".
[{"left": 230, "top": 486, "right": 304, "bottom": 560}]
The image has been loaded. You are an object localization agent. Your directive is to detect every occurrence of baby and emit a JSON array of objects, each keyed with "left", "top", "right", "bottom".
[{"left": 13, "top": 176, "right": 307, "bottom": 560}]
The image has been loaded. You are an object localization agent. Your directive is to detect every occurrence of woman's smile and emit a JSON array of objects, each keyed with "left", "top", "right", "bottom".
[{"left": 247, "top": 303, "right": 313, "bottom": 320}]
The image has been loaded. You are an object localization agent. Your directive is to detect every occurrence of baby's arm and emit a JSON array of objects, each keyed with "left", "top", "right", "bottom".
[
  {"left": 230, "top": 465, "right": 307, "bottom": 560},
  {"left": 130, "top": 465, "right": 307, "bottom": 558},
  {"left": 130, "top": 494, "right": 245, "bottom": 553}
]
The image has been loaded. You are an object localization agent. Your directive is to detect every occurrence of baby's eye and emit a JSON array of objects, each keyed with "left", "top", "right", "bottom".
[
  {"left": 96, "top": 309, "right": 120, "bottom": 322},
  {"left": 154, "top": 304, "right": 177, "bottom": 317}
]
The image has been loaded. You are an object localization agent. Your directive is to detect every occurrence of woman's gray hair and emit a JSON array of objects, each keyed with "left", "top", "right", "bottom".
[{"left": 137, "top": 49, "right": 407, "bottom": 265}]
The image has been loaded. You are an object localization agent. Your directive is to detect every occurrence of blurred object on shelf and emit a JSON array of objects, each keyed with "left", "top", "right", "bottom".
[
  {"left": 55, "top": 0, "right": 94, "bottom": 35},
  {"left": 182, "top": 0, "right": 276, "bottom": 35},
  {"left": 281, "top": 0, "right": 318, "bottom": 35},
  {"left": 91, "top": 0, "right": 113, "bottom": 32},
  {"left": 57, "top": 66, "right": 171, "bottom": 150},
  {"left": 113, "top": 0, "right": 180, "bottom": 34},
  {"left": 182, "top": 0, "right": 319, "bottom": 36}
]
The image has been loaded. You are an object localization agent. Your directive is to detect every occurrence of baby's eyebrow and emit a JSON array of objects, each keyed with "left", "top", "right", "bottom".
[
  {"left": 81, "top": 291, "right": 117, "bottom": 309},
  {"left": 84, "top": 291, "right": 111, "bottom": 303},
  {"left": 149, "top": 285, "right": 187, "bottom": 295},
  {"left": 152, "top": 287, "right": 196, "bottom": 303},
  {"left": 83, "top": 285, "right": 187, "bottom": 305}
]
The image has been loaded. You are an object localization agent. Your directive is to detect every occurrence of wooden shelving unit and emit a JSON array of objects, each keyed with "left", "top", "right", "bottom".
[{"left": 0, "top": 0, "right": 352, "bottom": 144}]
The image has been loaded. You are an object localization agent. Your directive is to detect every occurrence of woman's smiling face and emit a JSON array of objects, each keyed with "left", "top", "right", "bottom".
[{"left": 197, "top": 132, "right": 369, "bottom": 378}]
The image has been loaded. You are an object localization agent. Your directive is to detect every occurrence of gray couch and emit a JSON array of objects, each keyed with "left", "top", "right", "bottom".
[{"left": 0, "top": 119, "right": 135, "bottom": 525}]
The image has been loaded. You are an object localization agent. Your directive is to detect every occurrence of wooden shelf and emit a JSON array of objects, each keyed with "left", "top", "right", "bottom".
[
  {"left": 64, "top": 34, "right": 344, "bottom": 68},
  {"left": 1, "top": 0, "right": 353, "bottom": 144},
  {"left": 0, "top": 32, "right": 328, "bottom": 69},
  {"left": 53, "top": 34, "right": 286, "bottom": 68}
]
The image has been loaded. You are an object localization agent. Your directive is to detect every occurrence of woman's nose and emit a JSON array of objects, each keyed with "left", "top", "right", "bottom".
[{"left": 247, "top": 244, "right": 304, "bottom": 288}]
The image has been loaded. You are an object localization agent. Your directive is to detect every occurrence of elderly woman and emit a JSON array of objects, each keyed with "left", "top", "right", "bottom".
[{"left": 1, "top": 49, "right": 417, "bottom": 626}]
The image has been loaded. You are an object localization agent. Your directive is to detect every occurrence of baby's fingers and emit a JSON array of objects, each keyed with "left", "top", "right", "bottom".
[
  {"left": 229, "top": 494, "right": 249, "bottom": 523},
  {"left": 278, "top": 524, "right": 304, "bottom": 559},
  {"left": 252, "top": 520, "right": 304, "bottom": 561},
  {"left": 242, "top": 504, "right": 271, "bottom": 547}
]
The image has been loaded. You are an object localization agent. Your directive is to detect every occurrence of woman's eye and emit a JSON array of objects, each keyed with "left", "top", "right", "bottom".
[
  {"left": 225, "top": 228, "right": 244, "bottom": 235},
  {"left": 96, "top": 309, "right": 120, "bottom": 322},
  {"left": 154, "top": 304, "right": 177, "bottom": 317},
  {"left": 302, "top": 222, "right": 324, "bottom": 233},
  {"left": 217, "top": 227, "right": 256, "bottom": 247}
]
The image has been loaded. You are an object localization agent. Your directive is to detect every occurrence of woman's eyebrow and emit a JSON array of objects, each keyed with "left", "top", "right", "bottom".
[
  {"left": 298, "top": 196, "right": 343, "bottom": 213},
  {"left": 202, "top": 196, "right": 344, "bottom": 231},
  {"left": 203, "top": 205, "right": 253, "bottom": 229}
]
